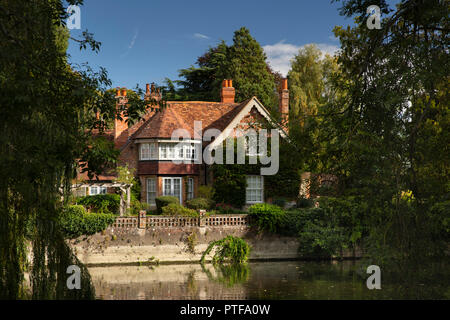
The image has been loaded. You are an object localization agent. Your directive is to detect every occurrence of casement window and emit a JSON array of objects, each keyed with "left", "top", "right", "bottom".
[
  {"left": 140, "top": 143, "right": 158, "bottom": 160},
  {"left": 187, "top": 178, "right": 194, "bottom": 200},
  {"left": 89, "top": 186, "right": 107, "bottom": 195},
  {"left": 162, "top": 177, "right": 182, "bottom": 203},
  {"left": 146, "top": 178, "right": 157, "bottom": 205},
  {"left": 245, "top": 175, "right": 264, "bottom": 204},
  {"left": 159, "top": 142, "right": 199, "bottom": 161}
]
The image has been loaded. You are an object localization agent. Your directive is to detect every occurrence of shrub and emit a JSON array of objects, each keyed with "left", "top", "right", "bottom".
[
  {"left": 201, "top": 235, "right": 250, "bottom": 264},
  {"left": 248, "top": 203, "right": 285, "bottom": 233},
  {"left": 215, "top": 203, "right": 244, "bottom": 214},
  {"left": 296, "top": 197, "right": 314, "bottom": 208},
  {"left": 272, "top": 197, "right": 287, "bottom": 208},
  {"left": 59, "top": 205, "right": 115, "bottom": 238},
  {"left": 77, "top": 194, "right": 120, "bottom": 214},
  {"left": 129, "top": 199, "right": 150, "bottom": 215},
  {"left": 198, "top": 185, "right": 214, "bottom": 200},
  {"left": 155, "top": 195, "right": 179, "bottom": 214},
  {"left": 82, "top": 213, "right": 116, "bottom": 236},
  {"left": 161, "top": 203, "right": 198, "bottom": 217},
  {"left": 186, "top": 197, "right": 215, "bottom": 210}
]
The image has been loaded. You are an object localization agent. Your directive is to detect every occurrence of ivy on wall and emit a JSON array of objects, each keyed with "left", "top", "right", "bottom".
[{"left": 211, "top": 139, "right": 301, "bottom": 208}]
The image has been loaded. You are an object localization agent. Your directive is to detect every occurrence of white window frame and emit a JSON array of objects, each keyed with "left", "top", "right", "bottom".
[
  {"left": 89, "top": 186, "right": 107, "bottom": 195},
  {"left": 140, "top": 142, "right": 158, "bottom": 160},
  {"left": 146, "top": 178, "right": 157, "bottom": 205},
  {"left": 158, "top": 142, "right": 199, "bottom": 161},
  {"left": 162, "top": 177, "right": 183, "bottom": 203},
  {"left": 187, "top": 178, "right": 194, "bottom": 200},
  {"left": 245, "top": 175, "right": 264, "bottom": 204}
]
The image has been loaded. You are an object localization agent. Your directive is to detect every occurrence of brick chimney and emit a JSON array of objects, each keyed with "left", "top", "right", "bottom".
[
  {"left": 114, "top": 87, "right": 128, "bottom": 148},
  {"left": 220, "top": 79, "right": 235, "bottom": 103},
  {"left": 279, "top": 78, "right": 289, "bottom": 125},
  {"left": 145, "top": 82, "right": 162, "bottom": 111}
]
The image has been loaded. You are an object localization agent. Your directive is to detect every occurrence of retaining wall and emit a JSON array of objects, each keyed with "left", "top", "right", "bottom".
[{"left": 70, "top": 214, "right": 362, "bottom": 265}]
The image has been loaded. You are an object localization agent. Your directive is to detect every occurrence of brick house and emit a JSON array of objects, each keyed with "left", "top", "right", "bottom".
[{"left": 73, "top": 79, "right": 290, "bottom": 209}]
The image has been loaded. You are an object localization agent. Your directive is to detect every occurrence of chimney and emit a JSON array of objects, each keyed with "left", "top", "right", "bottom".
[
  {"left": 145, "top": 82, "right": 162, "bottom": 110},
  {"left": 279, "top": 78, "right": 289, "bottom": 126},
  {"left": 114, "top": 87, "right": 128, "bottom": 148},
  {"left": 220, "top": 79, "right": 235, "bottom": 103}
]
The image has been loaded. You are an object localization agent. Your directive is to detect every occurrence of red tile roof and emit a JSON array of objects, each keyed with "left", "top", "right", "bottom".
[{"left": 131, "top": 100, "right": 250, "bottom": 141}]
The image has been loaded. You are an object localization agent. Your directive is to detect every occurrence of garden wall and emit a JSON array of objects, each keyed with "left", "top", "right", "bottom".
[{"left": 70, "top": 214, "right": 362, "bottom": 266}]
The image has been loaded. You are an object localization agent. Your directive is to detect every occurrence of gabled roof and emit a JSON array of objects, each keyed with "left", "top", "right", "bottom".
[{"left": 130, "top": 100, "right": 250, "bottom": 141}]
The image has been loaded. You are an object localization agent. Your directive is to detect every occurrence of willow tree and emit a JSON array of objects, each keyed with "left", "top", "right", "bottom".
[{"left": 0, "top": 0, "right": 153, "bottom": 299}]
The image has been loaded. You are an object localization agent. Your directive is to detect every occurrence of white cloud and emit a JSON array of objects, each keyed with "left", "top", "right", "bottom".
[
  {"left": 193, "top": 33, "right": 210, "bottom": 40},
  {"left": 120, "top": 28, "right": 139, "bottom": 58},
  {"left": 263, "top": 40, "right": 340, "bottom": 77},
  {"left": 128, "top": 29, "right": 139, "bottom": 49}
]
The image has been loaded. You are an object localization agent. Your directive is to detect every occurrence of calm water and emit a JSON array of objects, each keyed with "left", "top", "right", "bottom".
[{"left": 89, "top": 260, "right": 449, "bottom": 300}]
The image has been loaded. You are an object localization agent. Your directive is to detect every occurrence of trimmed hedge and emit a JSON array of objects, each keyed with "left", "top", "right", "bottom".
[
  {"left": 186, "top": 197, "right": 215, "bottom": 210},
  {"left": 161, "top": 203, "right": 198, "bottom": 217},
  {"left": 155, "top": 195, "right": 179, "bottom": 214},
  {"left": 247, "top": 203, "right": 285, "bottom": 233},
  {"left": 76, "top": 194, "right": 120, "bottom": 214},
  {"left": 59, "top": 205, "right": 115, "bottom": 238}
]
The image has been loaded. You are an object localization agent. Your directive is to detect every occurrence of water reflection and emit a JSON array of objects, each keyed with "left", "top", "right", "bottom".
[{"left": 89, "top": 260, "right": 449, "bottom": 300}]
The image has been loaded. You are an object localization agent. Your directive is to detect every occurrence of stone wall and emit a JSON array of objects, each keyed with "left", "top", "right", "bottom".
[{"left": 70, "top": 214, "right": 362, "bottom": 266}]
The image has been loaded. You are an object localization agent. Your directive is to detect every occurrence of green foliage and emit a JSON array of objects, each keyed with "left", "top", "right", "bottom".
[
  {"left": 161, "top": 203, "right": 198, "bottom": 217},
  {"left": 76, "top": 194, "right": 120, "bottom": 214},
  {"left": 59, "top": 205, "right": 115, "bottom": 239},
  {"left": 155, "top": 196, "right": 180, "bottom": 214},
  {"left": 186, "top": 197, "right": 215, "bottom": 210},
  {"left": 200, "top": 236, "right": 250, "bottom": 265},
  {"left": 163, "top": 27, "right": 278, "bottom": 110},
  {"left": 198, "top": 185, "right": 214, "bottom": 200},
  {"left": 296, "top": 197, "right": 314, "bottom": 208},
  {"left": 248, "top": 203, "right": 285, "bottom": 233},
  {"left": 272, "top": 198, "right": 287, "bottom": 208},
  {"left": 288, "top": 44, "right": 340, "bottom": 118},
  {"left": 212, "top": 164, "right": 249, "bottom": 208}
]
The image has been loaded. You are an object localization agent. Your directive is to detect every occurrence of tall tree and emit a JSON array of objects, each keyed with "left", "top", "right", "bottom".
[
  {"left": 288, "top": 44, "right": 339, "bottom": 118},
  {"left": 321, "top": 0, "right": 449, "bottom": 269},
  {"left": 164, "top": 28, "right": 278, "bottom": 110}
]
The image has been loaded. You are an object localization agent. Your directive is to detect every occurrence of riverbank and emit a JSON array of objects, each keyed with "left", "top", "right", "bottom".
[{"left": 70, "top": 224, "right": 362, "bottom": 266}]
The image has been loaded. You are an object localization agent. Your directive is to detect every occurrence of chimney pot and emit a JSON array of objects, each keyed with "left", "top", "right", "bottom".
[
  {"left": 220, "top": 79, "right": 235, "bottom": 103},
  {"left": 121, "top": 88, "right": 127, "bottom": 97},
  {"left": 116, "top": 87, "right": 121, "bottom": 97},
  {"left": 146, "top": 83, "right": 150, "bottom": 95}
]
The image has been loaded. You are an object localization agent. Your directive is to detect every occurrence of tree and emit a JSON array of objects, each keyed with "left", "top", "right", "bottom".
[
  {"left": 321, "top": 0, "right": 449, "bottom": 270},
  {"left": 0, "top": 0, "right": 153, "bottom": 299},
  {"left": 288, "top": 44, "right": 339, "bottom": 118},
  {"left": 164, "top": 28, "right": 278, "bottom": 110}
]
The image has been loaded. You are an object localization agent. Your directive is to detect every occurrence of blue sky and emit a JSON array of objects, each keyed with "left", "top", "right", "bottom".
[{"left": 67, "top": 0, "right": 355, "bottom": 90}]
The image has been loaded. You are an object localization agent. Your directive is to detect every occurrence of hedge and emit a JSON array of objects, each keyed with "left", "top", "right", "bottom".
[
  {"left": 186, "top": 197, "right": 215, "bottom": 210},
  {"left": 155, "top": 195, "right": 179, "bottom": 214},
  {"left": 247, "top": 203, "right": 285, "bottom": 233},
  {"left": 59, "top": 205, "right": 115, "bottom": 238},
  {"left": 161, "top": 203, "right": 198, "bottom": 217},
  {"left": 76, "top": 194, "right": 120, "bottom": 214}
]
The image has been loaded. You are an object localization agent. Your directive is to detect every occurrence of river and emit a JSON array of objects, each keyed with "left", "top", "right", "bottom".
[{"left": 88, "top": 260, "right": 449, "bottom": 300}]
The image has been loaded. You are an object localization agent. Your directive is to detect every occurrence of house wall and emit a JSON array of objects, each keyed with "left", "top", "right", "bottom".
[{"left": 140, "top": 175, "right": 199, "bottom": 207}]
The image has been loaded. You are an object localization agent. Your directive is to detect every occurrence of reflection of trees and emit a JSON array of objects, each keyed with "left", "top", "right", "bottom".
[{"left": 201, "top": 263, "right": 250, "bottom": 287}]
